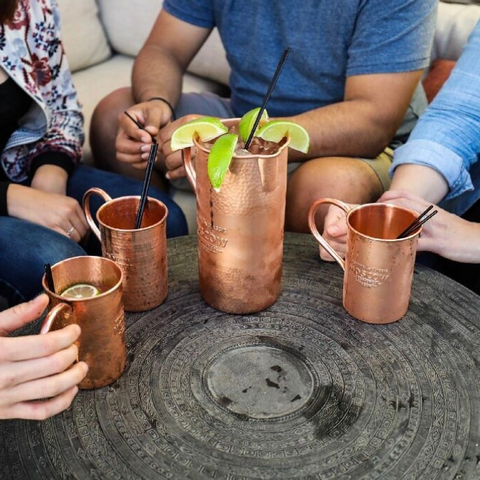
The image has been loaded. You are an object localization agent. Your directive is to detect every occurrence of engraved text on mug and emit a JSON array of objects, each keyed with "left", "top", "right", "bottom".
[
  {"left": 348, "top": 260, "right": 390, "bottom": 288},
  {"left": 198, "top": 216, "right": 228, "bottom": 254}
]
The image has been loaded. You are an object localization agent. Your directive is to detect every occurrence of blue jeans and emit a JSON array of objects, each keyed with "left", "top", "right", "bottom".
[{"left": 0, "top": 165, "right": 188, "bottom": 306}]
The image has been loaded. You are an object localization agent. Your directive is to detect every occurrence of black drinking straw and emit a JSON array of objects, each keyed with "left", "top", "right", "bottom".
[
  {"left": 123, "top": 111, "right": 159, "bottom": 229},
  {"left": 134, "top": 142, "right": 159, "bottom": 229},
  {"left": 396, "top": 205, "right": 438, "bottom": 239},
  {"left": 244, "top": 47, "right": 292, "bottom": 151},
  {"left": 44, "top": 263, "right": 55, "bottom": 293}
]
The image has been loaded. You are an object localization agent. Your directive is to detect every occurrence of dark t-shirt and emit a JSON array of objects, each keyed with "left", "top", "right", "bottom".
[{"left": 164, "top": 0, "right": 437, "bottom": 118}]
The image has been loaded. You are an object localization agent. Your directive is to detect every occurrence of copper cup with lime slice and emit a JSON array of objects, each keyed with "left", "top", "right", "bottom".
[{"left": 41, "top": 256, "right": 125, "bottom": 389}]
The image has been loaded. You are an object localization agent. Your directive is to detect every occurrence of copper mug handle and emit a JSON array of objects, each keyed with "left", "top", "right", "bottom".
[
  {"left": 40, "top": 302, "right": 73, "bottom": 334},
  {"left": 183, "top": 148, "right": 197, "bottom": 193},
  {"left": 308, "top": 198, "right": 353, "bottom": 271},
  {"left": 83, "top": 187, "right": 113, "bottom": 241}
]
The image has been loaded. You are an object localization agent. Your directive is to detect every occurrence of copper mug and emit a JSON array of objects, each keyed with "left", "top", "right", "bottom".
[
  {"left": 83, "top": 188, "right": 168, "bottom": 312},
  {"left": 41, "top": 256, "right": 125, "bottom": 389},
  {"left": 308, "top": 199, "right": 422, "bottom": 324},
  {"left": 184, "top": 118, "right": 290, "bottom": 314}
]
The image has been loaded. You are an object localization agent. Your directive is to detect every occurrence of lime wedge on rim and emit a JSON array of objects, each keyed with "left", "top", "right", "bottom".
[
  {"left": 208, "top": 133, "right": 238, "bottom": 191},
  {"left": 61, "top": 283, "right": 101, "bottom": 299},
  {"left": 170, "top": 116, "right": 228, "bottom": 151},
  {"left": 238, "top": 107, "right": 269, "bottom": 143},
  {"left": 256, "top": 120, "right": 310, "bottom": 154}
]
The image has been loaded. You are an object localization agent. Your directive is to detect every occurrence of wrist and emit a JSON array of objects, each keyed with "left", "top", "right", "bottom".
[
  {"left": 31, "top": 165, "right": 68, "bottom": 194},
  {"left": 148, "top": 96, "right": 176, "bottom": 121}
]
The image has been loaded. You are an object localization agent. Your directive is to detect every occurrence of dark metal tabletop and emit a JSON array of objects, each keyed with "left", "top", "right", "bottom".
[{"left": 2, "top": 233, "right": 480, "bottom": 479}]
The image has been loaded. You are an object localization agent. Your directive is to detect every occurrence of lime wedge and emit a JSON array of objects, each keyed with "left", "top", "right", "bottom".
[
  {"left": 238, "top": 107, "right": 269, "bottom": 143},
  {"left": 170, "top": 116, "right": 228, "bottom": 151},
  {"left": 61, "top": 283, "right": 101, "bottom": 299},
  {"left": 256, "top": 120, "right": 310, "bottom": 154},
  {"left": 208, "top": 133, "right": 238, "bottom": 191}
]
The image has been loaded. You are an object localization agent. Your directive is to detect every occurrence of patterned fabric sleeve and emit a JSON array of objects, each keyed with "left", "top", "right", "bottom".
[
  {"left": 25, "top": 0, "right": 84, "bottom": 170},
  {"left": 0, "top": 0, "right": 84, "bottom": 182}
]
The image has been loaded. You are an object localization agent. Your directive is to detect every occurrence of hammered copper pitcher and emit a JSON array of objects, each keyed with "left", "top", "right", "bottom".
[{"left": 184, "top": 119, "right": 290, "bottom": 314}]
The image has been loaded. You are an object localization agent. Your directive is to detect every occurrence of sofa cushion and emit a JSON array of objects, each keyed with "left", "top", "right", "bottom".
[
  {"left": 56, "top": 0, "right": 111, "bottom": 73},
  {"left": 432, "top": 2, "right": 480, "bottom": 60},
  {"left": 97, "top": 0, "right": 230, "bottom": 86}
]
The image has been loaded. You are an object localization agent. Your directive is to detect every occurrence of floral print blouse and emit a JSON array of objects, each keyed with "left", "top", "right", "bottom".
[{"left": 0, "top": 0, "right": 83, "bottom": 182}]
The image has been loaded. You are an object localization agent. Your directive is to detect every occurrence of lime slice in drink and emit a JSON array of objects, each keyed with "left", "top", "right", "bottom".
[
  {"left": 208, "top": 133, "right": 238, "bottom": 191},
  {"left": 238, "top": 107, "right": 269, "bottom": 143},
  {"left": 170, "top": 116, "right": 228, "bottom": 151},
  {"left": 256, "top": 120, "right": 310, "bottom": 154},
  {"left": 61, "top": 283, "right": 101, "bottom": 299}
]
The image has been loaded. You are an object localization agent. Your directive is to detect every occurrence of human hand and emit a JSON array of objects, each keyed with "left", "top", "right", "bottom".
[
  {"left": 116, "top": 101, "right": 172, "bottom": 170},
  {"left": 159, "top": 114, "right": 202, "bottom": 180},
  {"left": 6, "top": 184, "right": 89, "bottom": 243},
  {"left": 31, "top": 164, "right": 69, "bottom": 196},
  {"left": 319, "top": 204, "right": 351, "bottom": 261},
  {"left": 379, "top": 190, "right": 480, "bottom": 263},
  {"left": 0, "top": 294, "right": 88, "bottom": 420}
]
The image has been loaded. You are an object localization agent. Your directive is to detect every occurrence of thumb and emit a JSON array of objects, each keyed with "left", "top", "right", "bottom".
[{"left": 0, "top": 294, "right": 49, "bottom": 337}]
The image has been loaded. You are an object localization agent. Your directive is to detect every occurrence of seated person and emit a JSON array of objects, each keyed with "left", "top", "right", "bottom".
[
  {"left": 0, "top": 294, "right": 87, "bottom": 420},
  {"left": 0, "top": 0, "right": 188, "bottom": 307},
  {"left": 90, "top": 0, "right": 437, "bottom": 233},
  {"left": 322, "top": 21, "right": 480, "bottom": 292}
]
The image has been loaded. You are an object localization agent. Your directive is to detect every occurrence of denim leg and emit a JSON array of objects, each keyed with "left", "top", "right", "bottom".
[
  {"left": 67, "top": 166, "right": 188, "bottom": 238},
  {"left": 0, "top": 217, "right": 86, "bottom": 304}
]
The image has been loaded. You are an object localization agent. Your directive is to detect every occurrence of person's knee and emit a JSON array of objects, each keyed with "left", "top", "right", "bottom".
[
  {"left": 90, "top": 87, "right": 133, "bottom": 169},
  {"left": 285, "top": 157, "right": 383, "bottom": 232},
  {"left": 92, "top": 87, "right": 132, "bottom": 126}
]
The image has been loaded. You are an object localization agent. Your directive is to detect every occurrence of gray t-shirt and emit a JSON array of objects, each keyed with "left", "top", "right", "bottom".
[{"left": 164, "top": 0, "right": 436, "bottom": 137}]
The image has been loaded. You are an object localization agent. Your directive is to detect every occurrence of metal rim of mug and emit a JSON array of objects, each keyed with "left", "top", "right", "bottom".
[
  {"left": 96, "top": 195, "right": 169, "bottom": 233},
  {"left": 41, "top": 255, "right": 124, "bottom": 302},
  {"left": 346, "top": 202, "right": 423, "bottom": 243}
]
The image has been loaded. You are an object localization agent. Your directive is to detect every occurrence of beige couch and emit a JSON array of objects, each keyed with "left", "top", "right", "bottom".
[{"left": 57, "top": 0, "right": 480, "bottom": 233}]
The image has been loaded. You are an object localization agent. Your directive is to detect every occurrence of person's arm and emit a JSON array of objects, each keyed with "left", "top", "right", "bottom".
[
  {"left": 6, "top": 183, "right": 88, "bottom": 242},
  {"left": 116, "top": 10, "right": 211, "bottom": 169},
  {"left": 0, "top": 294, "right": 88, "bottom": 420},
  {"left": 386, "top": 23, "right": 480, "bottom": 209},
  {"left": 24, "top": 1, "right": 83, "bottom": 176},
  {"left": 381, "top": 190, "right": 480, "bottom": 263},
  {"left": 286, "top": 70, "right": 424, "bottom": 162},
  {"left": 287, "top": 0, "right": 436, "bottom": 162}
]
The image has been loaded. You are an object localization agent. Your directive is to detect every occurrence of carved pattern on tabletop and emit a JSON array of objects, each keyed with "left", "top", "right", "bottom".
[{"left": 1, "top": 235, "right": 480, "bottom": 479}]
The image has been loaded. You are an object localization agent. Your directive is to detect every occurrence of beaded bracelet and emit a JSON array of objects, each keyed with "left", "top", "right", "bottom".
[{"left": 148, "top": 96, "right": 176, "bottom": 121}]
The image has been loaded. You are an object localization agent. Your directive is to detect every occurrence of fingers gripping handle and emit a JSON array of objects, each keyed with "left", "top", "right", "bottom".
[
  {"left": 40, "top": 302, "right": 73, "bottom": 334},
  {"left": 307, "top": 198, "right": 350, "bottom": 271},
  {"left": 82, "top": 188, "right": 112, "bottom": 241}
]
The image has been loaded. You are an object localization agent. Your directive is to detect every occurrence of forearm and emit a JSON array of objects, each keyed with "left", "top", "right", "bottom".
[
  {"left": 287, "top": 99, "right": 395, "bottom": 162},
  {"left": 132, "top": 45, "right": 184, "bottom": 106},
  {"left": 389, "top": 164, "right": 449, "bottom": 204}
]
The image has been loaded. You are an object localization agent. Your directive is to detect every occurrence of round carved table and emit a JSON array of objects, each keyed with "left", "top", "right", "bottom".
[{"left": 2, "top": 233, "right": 480, "bottom": 479}]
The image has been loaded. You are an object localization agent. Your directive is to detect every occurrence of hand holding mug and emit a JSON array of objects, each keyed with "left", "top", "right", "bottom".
[{"left": 0, "top": 294, "right": 88, "bottom": 420}]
